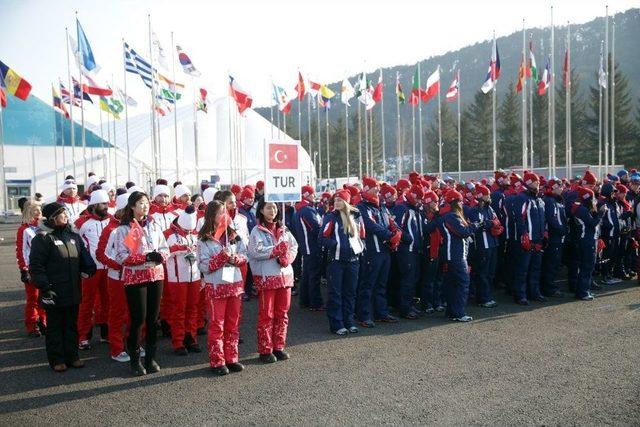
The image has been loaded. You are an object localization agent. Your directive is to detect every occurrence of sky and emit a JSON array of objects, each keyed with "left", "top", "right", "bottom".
[{"left": 0, "top": 0, "right": 636, "bottom": 126}]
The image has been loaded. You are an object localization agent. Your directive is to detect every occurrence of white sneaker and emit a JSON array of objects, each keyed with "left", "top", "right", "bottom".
[
  {"left": 78, "top": 340, "right": 91, "bottom": 350},
  {"left": 453, "top": 315, "right": 473, "bottom": 322},
  {"left": 111, "top": 351, "right": 130, "bottom": 362},
  {"left": 139, "top": 346, "right": 146, "bottom": 358}
]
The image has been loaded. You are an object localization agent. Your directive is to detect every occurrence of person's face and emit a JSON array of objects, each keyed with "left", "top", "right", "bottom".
[
  {"left": 214, "top": 208, "right": 225, "bottom": 226},
  {"left": 179, "top": 194, "right": 191, "bottom": 204},
  {"left": 243, "top": 197, "right": 255, "bottom": 207},
  {"left": 53, "top": 211, "right": 69, "bottom": 226},
  {"left": 428, "top": 201, "right": 438, "bottom": 211},
  {"left": 192, "top": 196, "right": 203, "bottom": 209},
  {"left": 261, "top": 203, "right": 278, "bottom": 222},
  {"left": 334, "top": 198, "right": 346, "bottom": 210},
  {"left": 616, "top": 192, "right": 625, "bottom": 201},
  {"left": 528, "top": 182, "right": 540, "bottom": 192},
  {"left": 94, "top": 202, "right": 109, "bottom": 218},
  {"left": 29, "top": 205, "right": 42, "bottom": 221},
  {"left": 367, "top": 186, "right": 380, "bottom": 196},
  {"left": 552, "top": 185, "right": 563, "bottom": 196},
  {"left": 386, "top": 193, "right": 397, "bottom": 203},
  {"left": 225, "top": 195, "right": 237, "bottom": 212},
  {"left": 155, "top": 194, "right": 169, "bottom": 206},
  {"left": 133, "top": 197, "right": 150, "bottom": 218},
  {"left": 482, "top": 195, "right": 490, "bottom": 203},
  {"left": 63, "top": 188, "right": 77, "bottom": 198},
  {"left": 108, "top": 191, "right": 115, "bottom": 201}
]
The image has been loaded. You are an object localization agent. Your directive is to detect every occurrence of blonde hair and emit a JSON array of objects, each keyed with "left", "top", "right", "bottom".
[
  {"left": 336, "top": 200, "right": 359, "bottom": 238},
  {"left": 22, "top": 200, "right": 42, "bottom": 224}
]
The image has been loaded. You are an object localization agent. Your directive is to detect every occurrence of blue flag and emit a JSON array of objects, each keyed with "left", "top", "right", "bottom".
[{"left": 76, "top": 18, "right": 96, "bottom": 72}]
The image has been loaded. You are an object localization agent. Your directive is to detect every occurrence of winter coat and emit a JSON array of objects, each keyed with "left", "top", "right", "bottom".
[
  {"left": 514, "top": 191, "right": 546, "bottom": 242},
  {"left": 197, "top": 235, "right": 247, "bottom": 298},
  {"left": 96, "top": 217, "right": 123, "bottom": 281},
  {"left": 357, "top": 199, "right": 394, "bottom": 254},
  {"left": 439, "top": 211, "right": 478, "bottom": 262},
  {"left": 75, "top": 212, "right": 112, "bottom": 269},
  {"left": 164, "top": 223, "right": 200, "bottom": 283},
  {"left": 293, "top": 200, "right": 323, "bottom": 256},
  {"left": 543, "top": 194, "right": 569, "bottom": 245},
  {"left": 247, "top": 222, "right": 298, "bottom": 291},
  {"left": 319, "top": 210, "right": 365, "bottom": 261},
  {"left": 113, "top": 218, "right": 169, "bottom": 285},
  {"left": 16, "top": 220, "right": 39, "bottom": 271}
]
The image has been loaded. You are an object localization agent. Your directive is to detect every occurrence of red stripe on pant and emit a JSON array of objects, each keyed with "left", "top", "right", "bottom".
[
  {"left": 24, "top": 281, "right": 46, "bottom": 332},
  {"left": 77, "top": 269, "right": 109, "bottom": 342},
  {"left": 204, "top": 287, "right": 242, "bottom": 368},
  {"left": 168, "top": 281, "right": 200, "bottom": 349},
  {"left": 107, "top": 277, "right": 129, "bottom": 357},
  {"left": 257, "top": 287, "right": 291, "bottom": 355}
]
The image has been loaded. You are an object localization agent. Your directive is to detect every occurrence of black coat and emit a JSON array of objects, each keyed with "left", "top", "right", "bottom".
[{"left": 29, "top": 222, "right": 96, "bottom": 307}]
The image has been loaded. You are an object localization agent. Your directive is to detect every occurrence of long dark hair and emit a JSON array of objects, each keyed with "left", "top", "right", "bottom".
[
  {"left": 198, "top": 200, "right": 224, "bottom": 241},
  {"left": 214, "top": 190, "right": 233, "bottom": 202},
  {"left": 451, "top": 200, "right": 468, "bottom": 226},
  {"left": 120, "top": 191, "right": 149, "bottom": 225},
  {"left": 256, "top": 199, "right": 282, "bottom": 227}
]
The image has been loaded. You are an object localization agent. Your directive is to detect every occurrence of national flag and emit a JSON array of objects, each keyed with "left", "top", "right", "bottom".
[
  {"left": 481, "top": 39, "right": 501, "bottom": 94},
  {"left": 82, "top": 73, "right": 112, "bottom": 96},
  {"left": 516, "top": 56, "right": 526, "bottom": 93},
  {"left": 341, "top": 78, "right": 355, "bottom": 106},
  {"left": 527, "top": 37, "right": 538, "bottom": 82},
  {"left": 423, "top": 67, "right": 440, "bottom": 103},
  {"left": 118, "top": 88, "right": 137, "bottom": 107},
  {"left": 562, "top": 49, "right": 569, "bottom": 87},
  {"left": 273, "top": 84, "right": 292, "bottom": 113},
  {"left": 157, "top": 73, "right": 184, "bottom": 103},
  {"left": 395, "top": 72, "right": 406, "bottom": 104},
  {"left": 196, "top": 88, "right": 208, "bottom": 113},
  {"left": 356, "top": 72, "right": 375, "bottom": 110},
  {"left": 409, "top": 67, "right": 423, "bottom": 105},
  {"left": 72, "top": 77, "right": 93, "bottom": 104},
  {"left": 537, "top": 57, "right": 551, "bottom": 95},
  {"left": 213, "top": 211, "right": 232, "bottom": 241},
  {"left": 598, "top": 44, "right": 607, "bottom": 89},
  {"left": 176, "top": 45, "right": 201, "bottom": 77},
  {"left": 52, "top": 85, "right": 70, "bottom": 119},
  {"left": 295, "top": 72, "right": 306, "bottom": 101},
  {"left": 123, "top": 220, "right": 144, "bottom": 253},
  {"left": 124, "top": 42, "right": 154, "bottom": 89},
  {"left": 445, "top": 69, "right": 459, "bottom": 102},
  {"left": 319, "top": 85, "right": 335, "bottom": 110},
  {"left": 269, "top": 143, "right": 298, "bottom": 169},
  {"left": 372, "top": 72, "right": 383, "bottom": 103},
  {"left": 60, "top": 82, "right": 80, "bottom": 107},
  {"left": 229, "top": 75, "right": 252, "bottom": 114},
  {"left": 76, "top": 19, "right": 97, "bottom": 72},
  {"left": 151, "top": 31, "right": 169, "bottom": 71},
  {"left": 0, "top": 60, "right": 32, "bottom": 101},
  {"left": 0, "top": 71, "right": 6, "bottom": 108}
]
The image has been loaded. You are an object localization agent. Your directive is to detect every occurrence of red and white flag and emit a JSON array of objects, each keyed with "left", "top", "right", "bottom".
[
  {"left": 295, "top": 71, "right": 306, "bottom": 101},
  {"left": 446, "top": 69, "right": 459, "bottom": 102},
  {"left": 82, "top": 73, "right": 112, "bottom": 96},
  {"left": 423, "top": 67, "right": 440, "bottom": 103},
  {"left": 372, "top": 72, "right": 383, "bottom": 103},
  {"left": 308, "top": 80, "right": 322, "bottom": 96},
  {"left": 229, "top": 75, "right": 252, "bottom": 115},
  {"left": 268, "top": 143, "right": 298, "bottom": 169}
]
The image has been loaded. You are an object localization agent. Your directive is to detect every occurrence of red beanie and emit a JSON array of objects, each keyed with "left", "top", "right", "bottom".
[
  {"left": 380, "top": 183, "right": 397, "bottom": 200},
  {"left": 475, "top": 184, "right": 490, "bottom": 197},
  {"left": 408, "top": 171, "right": 420, "bottom": 185},
  {"left": 578, "top": 187, "right": 595, "bottom": 200},
  {"left": 396, "top": 179, "right": 411, "bottom": 193},
  {"left": 362, "top": 176, "right": 378, "bottom": 191},
  {"left": 256, "top": 180, "right": 264, "bottom": 190},
  {"left": 406, "top": 185, "right": 425, "bottom": 204},
  {"left": 321, "top": 192, "right": 332, "bottom": 202},
  {"left": 444, "top": 190, "right": 463, "bottom": 204},
  {"left": 510, "top": 173, "right": 522, "bottom": 186},
  {"left": 239, "top": 188, "right": 254, "bottom": 202},
  {"left": 302, "top": 185, "right": 314, "bottom": 198},
  {"left": 523, "top": 172, "right": 539, "bottom": 186},
  {"left": 334, "top": 189, "right": 351, "bottom": 204},
  {"left": 423, "top": 190, "right": 439, "bottom": 204},
  {"left": 615, "top": 183, "right": 628, "bottom": 194},
  {"left": 582, "top": 170, "right": 597, "bottom": 186},
  {"left": 231, "top": 184, "right": 242, "bottom": 196}
]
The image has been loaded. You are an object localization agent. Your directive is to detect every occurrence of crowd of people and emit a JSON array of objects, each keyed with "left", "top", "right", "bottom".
[{"left": 14, "top": 167, "right": 640, "bottom": 376}]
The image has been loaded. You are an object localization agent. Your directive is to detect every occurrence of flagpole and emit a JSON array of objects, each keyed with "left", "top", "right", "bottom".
[
  {"left": 492, "top": 31, "right": 497, "bottom": 172},
  {"left": 75, "top": 12, "right": 88, "bottom": 182},
  {"left": 522, "top": 19, "right": 528, "bottom": 171},
  {"left": 122, "top": 39, "right": 131, "bottom": 182},
  {"left": 364, "top": 108, "right": 369, "bottom": 177},
  {"left": 598, "top": 41, "right": 603, "bottom": 177},
  {"left": 325, "top": 107, "right": 330, "bottom": 181},
  {"left": 227, "top": 95, "right": 233, "bottom": 183},
  {"left": 565, "top": 21, "right": 572, "bottom": 178},
  {"left": 65, "top": 27, "right": 77, "bottom": 178},
  {"left": 192, "top": 79, "right": 199, "bottom": 187},
  {"left": 345, "top": 93, "right": 350, "bottom": 181},
  {"left": 369, "top": 108, "right": 374, "bottom": 176},
  {"left": 283, "top": 110, "right": 287, "bottom": 135},
  {"left": 412, "top": 97, "right": 416, "bottom": 171},
  {"left": 457, "top": 69, "right": 462, "bottom": 181},
  {"left": 170, "top": 32, "right": 179, "bottom": 180},
  {"left": 529, "top": 34, "right": 534, "bottom": 169},
  {"left": 550, "top": 5, "right": 556, "bottom": 176},
  {"left": 106, "top": 105, "right": 111, "bottom": 182},
  {"left": 148, "top": 14, "right": 159, "bottom": 180},
  {"left": 380, "top": 69, "right": 386, "bottom": 178},
  {"left": 417, "top": 62, "right": 424, "bottom": 174},
  {"left": 437, "top": 66, "right": 443, "bottom": 175},
  {"left": 298, "top": 72, "right": 302, "bottom": 143},
  {"left": 604, "top": 5, "right": 609, "bottom": 176},
  {"left": 59, "top": 97, "right": 66, "bottom": 180},
  {"left": 396, "top": 72, "right": 402, "bottom": 178},
  {"left": 611, "top": 18, "right": 615, "bottom": 169},
  {"left": 0, "top": 107, "right": 6, "bottom": 211},
  {"left": 111, "top": 74, "right": 118, "bottom": 186},
  {"left": 357, "top": 98, "right": 362, "bottom": 178},
  {"left": 317, "top": 95, "right": 322, "bottom": 181},
  {"left": 270, "top": 104, "right": 274, "bottom": 138},
  {"left": 307, "top": 92, "right": 312, "bottom": 184},
  {"left": 99, "top": 102, "right": 106, "bottom": 178},
  {"left": 51, "top": 99, "right": 59, "bottom": 191}
]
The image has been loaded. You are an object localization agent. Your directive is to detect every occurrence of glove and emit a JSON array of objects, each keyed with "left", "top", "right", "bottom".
[
  {"left": 145, "top": 251, "right": 164, "bottom": 264},
  {"left": 521, "top": 233, "right": 531, "bottom": 251},
  {"left": 630, "top": 238, "right": 639, "bottom": 250},
  {"left": 271, "top": 241, "right": 288, "bottom": 258},
  {"left": 597, "top": 238, "right": 606, "bottom": 254},
  {"left": 41, "top": 289, "right": 57, "bottom": 306},
  {"left": 490, "top": 224, "right": 504, "bottom": 237},
  {"left": 184, "top": 252, "right": 197, "bottom": 263},
  {"left": 389, "top": 230, "right": 402, "bottom": 250},
  {"left": 20, "top": 270, "right": 30, "bottom": 284},
  {"left": 278, "top": 254, "right": 290, "bottom": 268},
  {"left": 534, "top": 243, "right": 543, "bottom": 252}
]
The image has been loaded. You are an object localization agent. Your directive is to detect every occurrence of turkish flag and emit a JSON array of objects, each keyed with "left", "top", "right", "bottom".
[
  {"left": 123, "top": 220, "right": 144, "bottom": 253},
  {"left": 269, "top": 143, "right": 298, "bottom": 170}
]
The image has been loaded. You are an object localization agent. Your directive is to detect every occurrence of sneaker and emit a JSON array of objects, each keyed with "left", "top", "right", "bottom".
[
  {"left": 424, "top": 307, "right": 435, "bottom": 315},
  {"left": 516, "top": 299, "right": 530, "bottom": 306},
  {"left": 358, "top": 320, "right": 376, "bottom": 328},
  {"left": 403, "top": 312, "right": 419, "bottom": 320},
  {"left": 334, "top": 328, "right": 348, "bottom": 336},
  {"left": 591, "top": 281, "right": 602, "bottom": 291},
  {"left": 452, "top": 315, "right": 473, "bottom": 322},
  {"left": 608, "top": 277, "right": 622, "bottom": 284},
  {"left": 435, "top": 305, "right": 445, "bottom": 312},
  {"left": 174, "top": 347, "right": 189, "bottom": 356},
  {"left": 259, "top": 353, "right": 277, "bottom": 364},
  {"left": 545, "top": 291, "right": 564, "bottom": 298},
  {"left": 139, "top": 346, "right": 146, "bottom": 358},
  {"left": 52, "top": 363, "right": 67, "bottom": 372},
  {"left": 111, "top": 351, "right": 131, "bottom": 363},
  {"left": 78, "top": 340, "right": 91, "bottom": 351},
  {"left": 479, "top": 300, "right": 498, "bottom": 308},
  {"left": 273, "top": 350, "right": 290, "bottom": 361},
  {"left": 70, "top": 359, "right": 85, "bottom": 368},
  {"left": 532, "top": 296, "right": 547, "bottom": 302},
  {"left": 211, "top": 365, "right": 229, "bottom": 376},
  {"left": 348, "top": 326, "right": 359, "bottom": 334},
  {"left": 580, "top": 294, "right": 594, "bottom": 301},
  {"left": 376, "top": 315, "right": 399, "bottom": 323},
  {"left": 28, "top": 329, "right": 41, "bottom": 338},
  {"left": 227, "top": 362, "right": 244, "bottom": 372}
]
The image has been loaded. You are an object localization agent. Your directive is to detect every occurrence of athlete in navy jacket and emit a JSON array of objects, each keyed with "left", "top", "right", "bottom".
[{"left": 540, "top": 178, "right": 569, "bottom": 297}]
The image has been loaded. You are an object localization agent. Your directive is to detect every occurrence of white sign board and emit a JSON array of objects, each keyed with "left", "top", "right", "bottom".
[{"left": 264, "top": 140, "right": 302, "bottom": 203}]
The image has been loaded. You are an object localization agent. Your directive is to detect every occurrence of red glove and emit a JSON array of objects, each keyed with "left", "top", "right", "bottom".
[
  {"left": 492, "top": 217, "right": 501, "bottom": 228},
  {"left": 278, "top": 254, "right": 290, "bottom": 268},
  {"left": 271, "top": 241, "right": 288, "bottom": 258},
  {"left": 597, "top": 238, "right": 606, "bottom": 254},
  {"left": 389, "top": 230, "right": 402, "bottom": 250},
  {"left": 490, "top": 224, "right": 504, "bottom": 237},
  {"left": 534, "top": 243, "right": 543, "bottom": 252},
  {"left": 521, "top": 233, "right": 531, "bottom": 251},
  {"left": 631, "top": 238, "right": 639, "bottom": 250}
]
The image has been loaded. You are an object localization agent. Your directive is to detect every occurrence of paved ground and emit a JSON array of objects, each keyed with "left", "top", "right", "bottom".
[{"left": 0, "top": 222, "right": 639, "bottom": 425}]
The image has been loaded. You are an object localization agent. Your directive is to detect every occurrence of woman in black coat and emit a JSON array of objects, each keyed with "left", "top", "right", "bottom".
[{"left": 29, "top": 202, "right": 96, "bottom": 372}]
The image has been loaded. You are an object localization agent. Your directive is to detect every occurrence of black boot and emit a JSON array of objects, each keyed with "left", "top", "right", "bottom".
[
  {"left": 160, "top": 320, "right": 171, "bottom": 338},
  {"left": 99, "top": 323, "right": 109, "bottom": 342},
  {"left": 184, "top": 334, "right": 202, "bottom": 353},
  {"left": 129, "top": 347, "right": 146, "bottom": 376},
  {"left": 144, "top": 345, "right": 160, "bottom": 374}
]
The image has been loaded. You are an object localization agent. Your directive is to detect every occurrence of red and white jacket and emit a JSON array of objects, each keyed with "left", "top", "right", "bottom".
[
  {"left": 57, "top": 195, "right": 87, "bottom": 224},
  {"left": 107, "top": 200, "right": 117, "bottom": 216},
  {"left": 16, "top": 220, "right": 39, "bottom": 271},
  {"left": 75, "top": 213, "right": 112, "bottom": 269},
  {"left": 163, "top": 223, "right": 200, "bottom": 283},
  {"left": 149, "top": 203, "right": 178, "bottom": 232},
  {"left": 96, "top": 217, "right": 123, "bottom": 281}
]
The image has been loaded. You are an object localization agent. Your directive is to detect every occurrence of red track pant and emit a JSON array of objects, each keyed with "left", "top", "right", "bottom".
[
  {"left": 24, "top": 282, "right": 46, "bottom": 333},
  {"left": 107, "top": 277, "right": 129, "bottom": 357},
  {"left": 77, "top": 269, "right": 109, "bottom": 341},
  {"left": 196, "top": 282, "right": 207, "bottom": 329},
  {"left": 257, "top": 287, "right": 291, "bottom": 354},
  {"left": 205, "top": 287, "right": 242, "bottom": 368},
  {"left": 168, "top": 281, "right": 200, "bottom": 349}
]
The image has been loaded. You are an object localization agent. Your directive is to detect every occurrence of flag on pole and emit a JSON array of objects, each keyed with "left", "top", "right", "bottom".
[
  {"left": 99, "top": 96, "right": 120, "bottom": 119},
  {"left": 0, "top": 60, "right": 32, "bottom": 101},
  {"left": 82, "top": 73, "right": 112, "bottom": 96},
  {"left": 123, "top": 220, "right": 144, "bottom": 253},
  {"left": 229, "top": 75, "right": 252, "bottom": 114},
  {"left": 72, "top": 77, "right": 93, "bottom": 103},
  {"left": 319, "top": 85, "right": 335, "bottom": 110},
  {"left": 562, "top": 49, "right": 569, "bottom": 87},
  {"left": 295, "top": 72, "right": 306, "bottom": 101},
  {"left": 60, "top": 82, "right": 80, "bottom": 106},
  {"left": 341, "top": 78, "right": 355, "bottom": 106},
  {"left": 527, "top": 37, "right": 538, "bottom": 82},
  {"left": 537, "top": 57, "right": 551, "bottom": 95},
  {"left": 151, "top": 31, "right": 169, "bottom": 71},
  {"left": 356, "top": 73, "right": 375, "bottom": 110},
  {"left": 423, "top": 67, "right": 440, "bottom": 103},
  {"left": 117, "top": 88, "right": 137, "bottom": 107},
  {"left": 516, "top": 55, "right": 526, "bottom": 93},
  {"left": 372, "top": 72, "right": 383, "bottom": 103},
  {"left": 0, "top": 70, "right": 6, "bottom": 108},
  {"left": 308, "top": 80, "right": 322, "bottom": 97},
  {"left": 445, "top": 69, "right": 459, "bottom": 102},
  {"left": 273, "top": 84, "right": 292, "bottom": 113},
  {"left": 395, "top": 72, "right": 406, "bottom": 104},
  {"left": 481, "top": 39, "right": 501, "bottom": 94},
  {"left": 124, "top": 42, "right": 154, "bottom": 89},
  {"left": 196, "top": 88, "right": 208, "bottom": 113},
  {"left": 409, "top": 67, "right": 422, "bottom": 105},
  {"left": 598, "top": 45, "right": 607, "bottom": 89},
  {"left": 176, "top": 45, "right": 201, "bottom": 77},
  {"left": 76, "top": 18, "right": 97, "bottom": 72},
  {"left": 52, "top": 84, "right": 70, "bottom": 119}
]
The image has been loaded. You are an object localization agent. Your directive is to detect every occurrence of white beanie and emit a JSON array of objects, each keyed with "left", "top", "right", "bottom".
[
  {"left": 116, "top": 193, "right": 129, "bottom": 211},
  {"left": 86, "top": 174, "right": 99, "bottom": 188},
  {"left": 177, "top": 205, "right": 197, "bottom": 231},
  {"left": 174, "top": 184, "right": 191, "bottom": 199},
  {"left": 202, "top": 187, "right": 216, "bottom": 204},
  {"left": 101, "top": 182, "right": 115, "bottom": 194},
  {"left": 153, "top": 184, "right": 171, "bottom": 199},
  {"left": 88, "top": 189, "right": 110, "bottom": 206},
  {"left": 127, "top": 185, "right": 143, "bottom": 194},
  {"left": 61, "top": 179, "right": 78, "bottom": 192}
]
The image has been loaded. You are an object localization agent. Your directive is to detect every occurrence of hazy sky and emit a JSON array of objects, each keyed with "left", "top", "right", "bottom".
[{"left": 1, "top": 0, "right": 635, "bottom": 125}]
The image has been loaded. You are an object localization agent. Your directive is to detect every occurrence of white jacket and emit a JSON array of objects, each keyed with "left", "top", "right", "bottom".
[
  {"left": 75, "top": 213, "right": 111, "bottom": 269},
  {"left": 164, "top": 224, "right": 200, "bottom": 283}
]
